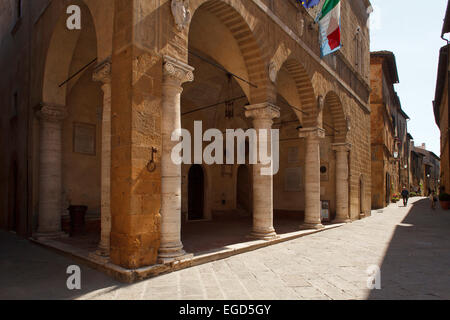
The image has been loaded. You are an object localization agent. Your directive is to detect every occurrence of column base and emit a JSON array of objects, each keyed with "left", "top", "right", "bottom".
[
  {"left": 95, "top": 246, "right": 110, "bottom": 257},
  {"left": 247, "top": 230, "right": 278, "bottom": 241},
  {"left": 88, "top": 251, "right": 110, "bottom": 264},
  {"left": 158, "top": 252, "right": 193, "bottom": 265},
  {"left": 299, "top": 223, "right": 324, "bottom": 230},
  {"left": 32, "top": 231, "right": 68, "bottom": 240},
  {"left": 158, "top": 244, "right": 190, "bottom": 264}
]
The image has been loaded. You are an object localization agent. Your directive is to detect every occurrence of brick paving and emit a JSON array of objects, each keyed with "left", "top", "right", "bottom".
[{"left": 1, "top": 197, "right": 450, "bottom": 300}]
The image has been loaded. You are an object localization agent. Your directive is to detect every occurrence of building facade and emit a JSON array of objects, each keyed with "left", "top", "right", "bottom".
[
  {"left": 370, "top": 51, "right": 410, "bottom": 209},
  {"left": 410, "top": 145, "right": 425, "bottom": 194},
  {"left": 409, "top": 143, "right": 440, "bottom": 196},
  {"left": 0, "top": 0, "right": 372, "bottom": 271},
  {"left": 434, "top": 2, "right": 450, "bottom": 194}
]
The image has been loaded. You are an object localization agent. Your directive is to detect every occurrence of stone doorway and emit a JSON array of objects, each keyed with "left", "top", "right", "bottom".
[
  {"left": 188, "top": 165, "right": 205, "bottom": 221},
  {"left": 236, "top": 165, "right": 251, "bottom": 214},
  {"left": 386, "top": 172, "right": 391, "bottom": 205},
  {"left": 360, "top": 176, "right": 365, "bottom": 216}
]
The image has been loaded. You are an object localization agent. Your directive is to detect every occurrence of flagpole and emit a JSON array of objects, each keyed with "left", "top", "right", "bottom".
[{"left": 315, "top": 0, "right": 327, "bottom": 23}]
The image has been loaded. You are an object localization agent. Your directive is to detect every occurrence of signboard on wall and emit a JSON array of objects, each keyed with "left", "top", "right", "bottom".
[
  {"left": 284, "top": 167, "right": 302, "bottom": 192},
  {"left": 321, "top": 200, "right": 330, "bottom": 222},
  {"left": 73, "top": 122, "right": 96, "bottom": 156}
]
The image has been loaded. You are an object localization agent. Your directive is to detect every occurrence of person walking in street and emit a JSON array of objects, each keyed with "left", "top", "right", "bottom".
[{"left": 401, "top": 186, "right": 410, "bottom": 207}]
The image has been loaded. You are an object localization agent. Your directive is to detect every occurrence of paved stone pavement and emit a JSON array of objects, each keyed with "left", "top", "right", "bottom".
[{"left": 1, "top": 197, "right": 450, "bottom": 300}]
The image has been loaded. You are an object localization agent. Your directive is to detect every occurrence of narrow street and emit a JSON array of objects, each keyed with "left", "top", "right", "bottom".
[{"left": 1, "top": 197, "right": 449, "bottom": 300}]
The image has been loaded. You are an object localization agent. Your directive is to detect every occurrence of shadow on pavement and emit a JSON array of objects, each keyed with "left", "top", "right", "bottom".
[
  {"left": 182, "top": 211, "right": 306, "bottom": 254},
  {"left": 368, "top": 198, "right": 450, "bottom": 300},
  {"left": 0, "top": 231, "right": 121, "bottom": 300}
]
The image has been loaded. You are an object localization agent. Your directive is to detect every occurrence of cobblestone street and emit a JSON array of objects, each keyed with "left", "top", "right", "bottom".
[{"left": 1, "top": 197, "right": 450, "bottom": 300}]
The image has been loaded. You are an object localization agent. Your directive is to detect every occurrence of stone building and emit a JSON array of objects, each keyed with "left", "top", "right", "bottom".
[
  {"left": 434, "top": 1, "right": 450, "bottom": 194},
  {"left": 406, "top": 133, "right": 414, "bottom": 188},
  {"left": 425, "top": 151, "right": 441, "bottom": 194},
  {"left": 370, "top": 51, "right": 410, "bottom": 209},
  {"left": 409, "top": 143, "right": 440, "bottom": 196},
  {"left": 0, "top": 0, "right": 372, "bottom": 273},
  {"left": 397, "top": 110, "right": 410, "bottom": 190},
  {"left": 410, "top": 144, "right": 440, "bottom": 195},
  {"left": 410, "top": 144, "right": 425, "bottom": 193}
]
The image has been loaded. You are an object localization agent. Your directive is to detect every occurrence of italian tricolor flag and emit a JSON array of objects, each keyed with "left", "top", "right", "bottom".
[{"left": 317, "top": 0, "right": 341, "bottom": 57}]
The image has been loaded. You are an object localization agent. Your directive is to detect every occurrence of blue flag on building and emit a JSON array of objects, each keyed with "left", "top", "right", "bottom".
[{"left": 298, "top": 0, "right": 321, "bottom": 9}]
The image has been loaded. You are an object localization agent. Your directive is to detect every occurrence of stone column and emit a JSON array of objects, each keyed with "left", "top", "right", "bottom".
[
  {"left": 35, "top": 104, "right": 68, "bottom": 239},
  {"left": 299, "top": 127, "right": 325, "bottom": 229},
  {"left": 332, "top": 143, "right": 352, "bottom": 223},
  {"left": 158, "top": 56, "right": 194, "bottom": 262},
  {"left": 245, "top": 103, "right": 280, "bottom": 240},
  {"left": 93, "top": 60, "right": 112, "bottom": 256}
]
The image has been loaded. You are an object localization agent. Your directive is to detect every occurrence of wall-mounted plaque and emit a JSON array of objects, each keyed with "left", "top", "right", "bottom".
[
  {"left": 284, "top": 167, "right": 302, "bottom": 192},
  {"left": 73, "top": 122, "right": 96, "bottom": 156},
  {"left": 288, "top": 147, "right": 299, "bottom": 163},
  {"left": 321, "top": 200, "right": 330, "bottom": 222}
]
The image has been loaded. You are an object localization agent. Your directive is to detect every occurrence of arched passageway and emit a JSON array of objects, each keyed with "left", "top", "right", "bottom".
[
  {"left": 273, "top": 58, "right": 318, "bottom": 230},
  {"left": 323, "top": 92, "right": 351, "bottom": 223},
  {"left": 36, "top": 3, "right": 111, "bottom": 256},
  {"left": 173, "top": 0, "right": 278, "bottom": 254}
]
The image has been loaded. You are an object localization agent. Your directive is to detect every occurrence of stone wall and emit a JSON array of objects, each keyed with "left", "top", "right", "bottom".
[
  {"left": 440, "top": 79, "right": 449, "bottom": 193},
  {"left": 0, "top": 0, "right": 373, "bottom": 268},
  {"left": 370, "top": 54, "right": 404, "bottom": 209}
]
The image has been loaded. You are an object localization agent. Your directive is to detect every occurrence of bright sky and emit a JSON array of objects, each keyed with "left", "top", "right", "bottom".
[{"left": 370, "top": 0, "right": 448, "bottom": 155}]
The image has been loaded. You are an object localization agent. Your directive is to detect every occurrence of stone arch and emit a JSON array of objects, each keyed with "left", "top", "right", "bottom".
[
  {"left": 42, "top": 1, "right": 98, "bottom": 105},
  {"left": 186, "top": 164, "right": 212, "bottom": 221},
  {"left": 277, "top": 58, "right": 317, "bottom": 127},
  {"left": 36, "top": 0, "right": 105, "bottom": 241},
  {"left": 189, "top": 0, "right": 271, "bottom": 104},
  {"left": 81, "top": 0, "right": 114, "bottom": 61},
  {"left": 324, "top": 91, "right": 347, "bottom": 143}
]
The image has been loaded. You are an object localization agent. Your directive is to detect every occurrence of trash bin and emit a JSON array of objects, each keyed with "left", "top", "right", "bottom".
[{"left": 68, "top": 205, "right": 88, "bottom": 237}]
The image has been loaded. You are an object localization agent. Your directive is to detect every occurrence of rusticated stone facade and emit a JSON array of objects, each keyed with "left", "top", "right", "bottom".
[
  {"left": 370, "top": 51, "right": 410, "bottom": 209},
  {"left": 0, "top": 0, "right": 372, "bottom": 271}
]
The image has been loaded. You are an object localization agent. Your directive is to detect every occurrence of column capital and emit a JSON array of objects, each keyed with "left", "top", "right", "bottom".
[
  {"left": 298, "top": 127, "right": 325, "bottom": 139},
  {"left": 163, "top": 55, "right": 194, "bottom": 84},
  {"left": 93, "top": 59, "right": 111, "bottom": 84},
  {"left": 245, "top": 103, "right": 280, "bottom": 121},
  {"left": 332, "top": 142, "right": 352, "bottom": 152},
  {"left": 37, "top": 103, "right": 68, "bottom": 122}
]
